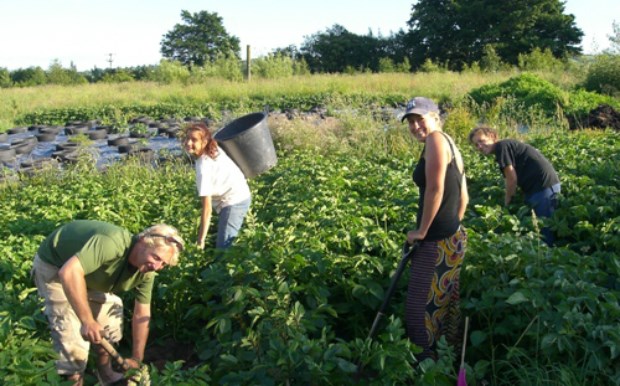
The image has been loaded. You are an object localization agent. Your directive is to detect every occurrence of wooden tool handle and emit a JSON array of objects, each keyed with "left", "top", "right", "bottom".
[{"left": 99, "top": 338, "right": 131, "bottom": 371}]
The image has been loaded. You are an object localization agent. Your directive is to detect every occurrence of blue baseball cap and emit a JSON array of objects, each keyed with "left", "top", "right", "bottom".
[{"left": 401, "top": 97, "right": 439, "bottom": 122}]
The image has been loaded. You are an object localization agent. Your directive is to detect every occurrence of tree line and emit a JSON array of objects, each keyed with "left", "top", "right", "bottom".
[
  {"left": 159, "top": 1, "right": 587, "bottom": 72},
  {"left": 2, "top": 1, "right": 619, "bottom": 89}
]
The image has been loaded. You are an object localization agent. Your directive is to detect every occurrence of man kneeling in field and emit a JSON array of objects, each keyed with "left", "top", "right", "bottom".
[{"left": 32, "top": 220, "right": 184, "bottom": 385}]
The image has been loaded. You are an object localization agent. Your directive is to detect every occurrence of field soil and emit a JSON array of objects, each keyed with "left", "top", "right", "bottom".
[{"left": 143, "top": 339, "right": 198, "bottom": 370}]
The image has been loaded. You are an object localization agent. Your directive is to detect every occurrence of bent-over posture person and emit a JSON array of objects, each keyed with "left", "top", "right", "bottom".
[
  {"left": 402, "top": 97, "right": 469, "bottom": 362},
  {"left": 32, "top": 220, "right": 184, "bottom": 385},
  {"left": 469, "top": 125, "right": 560, "bottom": 245},
  {"left": 184, "top": 123, "right": 252, "bottom": 250}
]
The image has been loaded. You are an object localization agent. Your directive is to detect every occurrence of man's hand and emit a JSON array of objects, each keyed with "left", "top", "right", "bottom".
[
  {"left": 80, "top": 320, "right": 104, "bottom": 344},
  {"left": 58, "top": 256, "right": 101, "bottom": 343},
  {"left": 124, "top": 357, "right": 142, "bottom": 370}
]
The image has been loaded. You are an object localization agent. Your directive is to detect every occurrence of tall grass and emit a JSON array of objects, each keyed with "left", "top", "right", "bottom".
[{"left": 0, "top": 72, "right": 516, "bottom": 130}]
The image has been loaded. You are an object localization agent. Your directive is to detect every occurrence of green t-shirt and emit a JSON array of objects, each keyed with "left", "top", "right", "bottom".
[{"left": 37, "top": 220, "right": 155, "bottom": 304}]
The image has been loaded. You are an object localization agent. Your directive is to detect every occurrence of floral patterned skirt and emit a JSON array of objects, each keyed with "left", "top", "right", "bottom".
[{"left": 405, "top": 227, "right": 467, "bottom": 361}]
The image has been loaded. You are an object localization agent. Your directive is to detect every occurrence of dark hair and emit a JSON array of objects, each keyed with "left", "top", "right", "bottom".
[
  {"left": 184, "top": 123, "right": 218, "bottom": 159},
  {"left": 468, "top": 125, "right": 499, "bottom": 144}
]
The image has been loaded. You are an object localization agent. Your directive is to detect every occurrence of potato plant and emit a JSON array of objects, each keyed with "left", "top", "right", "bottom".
[{"left": 0, "top": 122, "right": 618, "bottom": 385}]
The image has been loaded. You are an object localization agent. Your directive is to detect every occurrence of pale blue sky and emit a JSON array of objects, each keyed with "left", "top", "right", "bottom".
[{"left": 0, "top": 0, "right": 617, "bottom": 71}]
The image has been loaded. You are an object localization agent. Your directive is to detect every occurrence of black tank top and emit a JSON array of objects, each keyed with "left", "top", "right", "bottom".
[{"left": 412, "top": 132, "right": 462, "bottom": 241}]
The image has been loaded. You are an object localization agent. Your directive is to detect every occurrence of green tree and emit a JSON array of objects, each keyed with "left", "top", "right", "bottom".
[
  {"left": 378, "top": 57, "right": 396, "bottom": 73},
  {"left": 47, "top": 60, "right": 87, "bottom": 85},
  {"left": 406, "top": 0, "right": 583, "bottom": 69},
  {"left": 200, "top": 52, "right": 243, "bottom": 81},
  {"left": 480, "top": 44, "right": 504, "bottom": 72},
  {"left": 101, "top": 69, "right": 135, "bottom": 83},
  {"left": 584, "top": 54, "right": 620, "bottom": 95},
  {"left": 517, "top": 47, "right": 565, "bottom": 72},
  {"left": 160, "top": 10, "right": 240, "bottom": 66},
  {"left": 0, "top": 67, "right": 11, "bottom": 88},
  {"left": 148, "top": 60, "right": 190, "bottom": 84},
  {"left": 609, "top": 20, "right": 619, "bottom": 53},
  {"left": 292, "top": 57, "right": 311, "bottom": 75},
  {"left": 300, "top": 24, "right": 382, "bottom": 73},
  {"left": 253, "top": 54, "right": 294, "bottom": 79},
  {"left": 396, "top": 57, "right": 412, "bottom": 73},
  {"left": 272, "top": 45, "right": 301, "bottom": 60},
  {"left": 10, "top": 66, "right": 47, "bottom": 87}
]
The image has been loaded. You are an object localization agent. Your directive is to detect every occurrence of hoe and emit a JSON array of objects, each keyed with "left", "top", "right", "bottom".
[{"left": 99, "top": 338, "right": 151, "bottom": 386}]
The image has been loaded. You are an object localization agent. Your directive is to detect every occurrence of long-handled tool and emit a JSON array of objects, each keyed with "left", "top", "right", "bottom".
[
  {"left": 98, "top": 337, "right": 151, "bottom": 386},
  {"left": 367, "top": 241, "right": 418, "bottom": 340},
  {"left": 457, "top": 316, "right": 470, "bottom": 386},
  {"left": 355, "top": 242, "right": 418, "bottom": 379}
]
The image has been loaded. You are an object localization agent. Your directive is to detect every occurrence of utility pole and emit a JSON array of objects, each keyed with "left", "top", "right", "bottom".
[
  {"left": 107, "top": 53, "right": 114, "bottom": 68},
  {"left": 246, "top": 45, "right": 251, "bottom": 82}
]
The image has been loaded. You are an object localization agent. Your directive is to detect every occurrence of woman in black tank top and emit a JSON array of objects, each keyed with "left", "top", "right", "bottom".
[{"left": 401, "top": 97, "right": 469, "bottom": 362}]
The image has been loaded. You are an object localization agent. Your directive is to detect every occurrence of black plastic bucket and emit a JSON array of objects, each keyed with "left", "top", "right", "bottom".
[{"left": 214, "top": 112, "right": 277, "bottom": 178}]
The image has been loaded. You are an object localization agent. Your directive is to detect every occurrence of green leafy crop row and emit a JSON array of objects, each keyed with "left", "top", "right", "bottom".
[
  {"left": 15, "top": 92, "right": 408, "bottom": 127},
  {"left": 0, "top": 126, "right": 618, "bottom": 384}
]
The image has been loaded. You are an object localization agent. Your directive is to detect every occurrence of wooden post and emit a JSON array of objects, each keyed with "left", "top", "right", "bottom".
[{"left": 246, "top": 45, "right": 251, "bottom": 82}]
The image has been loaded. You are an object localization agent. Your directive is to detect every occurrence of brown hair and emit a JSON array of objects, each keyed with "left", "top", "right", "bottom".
[
  {"left": 184, "top": 123, "right": 219, "bottom": 159},
  {"left": 468, "top": 125, "right": 499, "bottom": 144}
]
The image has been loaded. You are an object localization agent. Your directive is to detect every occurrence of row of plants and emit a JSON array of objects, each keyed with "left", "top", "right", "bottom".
[
  {"left": 0, "top": 112, "right": 618, "bottom": 384},
  {"left": 13, "top": 92, "right": 409, "bottom": 128},
  {"left": 9, "top": 73, "right": 618, "bottom": 138}
]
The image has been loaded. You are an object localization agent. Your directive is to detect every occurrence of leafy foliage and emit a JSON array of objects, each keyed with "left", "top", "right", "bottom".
[
  {"left": 468, "top": 72, "right": 620, "bottom": 127},
  {"left": 10, "top": 66, "right": 47, "bottom": 87},
  {"left": 517, "top": 48, "right": 566, "bottom": 72},
  {"left": 148, "top": 60, "right": 191, "bottom": 84},
  {"left": 405, "top": 0, "right": 583, "bottom": 70},
  {"left": 468, "top": 73, "right": 569, "bottom": 124},
  {"left": 252, "top": 54, "right": 295, "bottom": 79},
  {"left": 0, "top": 79, "right": 618, "bottom": 385},
  {"left": 160, "top": 10, "right": 241, "bottom": 66},
  {"left": 583, "top": 53, "right": 620, "bottom": 96},
  {"left": 300, "top": 24, "right": 385, "bottom": 73}
]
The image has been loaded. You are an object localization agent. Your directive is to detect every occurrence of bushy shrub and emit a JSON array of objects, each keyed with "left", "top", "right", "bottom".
[
  {"left": 444, "top": 102, "right": 478, "bottom": 142},
  {"left": 480, "top": 44, "right": 505, "bottom": 72},
  {"left": 517, "top": 47, "right": 566, "bottom": 72},
  {"left": 563, "top": 88, "right": 620, "bottom": 128},
  {"left": 205, "top": 53, "right": 243, "bottom": 82},
  {"left": 101, "top": 69, "right": 135, "bottom": 83},
  {"left": 10, "top": 67, "right": 47, "bottom": 87},
  {"left": 583, "top": 53, "right": 620, "bottom": 96},
  {"left": 462, "top": 61, "right": 482, "bottom": 74},
  {"left": 468, "top": 73, "right": 569, "bottom": 119},
  {"left": 46, "top": 60, "right": 88, "bottom": 86},
  {"left": 188, "top": 65, "right": 217, "bottom": 83},
  {"left": 292, "top": 58, "right": 310, "bottom": 75},
  {"left": 343, "top": 65, "right": 357, "bottom": 75},
  {"left": 148, "top": 60, "right": 190, "bottom": 84},
  {"left": 419, "top": 58, "right": 448, "bottom": 73},
  {"left": 252, "top": 54, "right": 294, "bottom": 79},
  {"left": 378, "top": 57, "right": 396, "bottom": 73},
  {"left": 378, "top": 57, "right": 411, "bottom": 74},
  {"left": 0, "top": 68, "right": 11, "bottom": 88}
]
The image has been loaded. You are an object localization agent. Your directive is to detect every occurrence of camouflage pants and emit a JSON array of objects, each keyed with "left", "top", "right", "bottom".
[{"left": 32, "top": 255, "right": 123, "bottom": 375}]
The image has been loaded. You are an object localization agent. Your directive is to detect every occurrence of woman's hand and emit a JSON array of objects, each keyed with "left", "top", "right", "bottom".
[
  {"left": 197, "top": 239, "right": 205, "bottom": 250},
  {"left": 407, "top": 229, "right": 426, "bottom": 244}
]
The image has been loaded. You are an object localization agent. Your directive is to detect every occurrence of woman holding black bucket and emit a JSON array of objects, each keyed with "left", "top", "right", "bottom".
[
  {"left": 402, "top": 97, "right": 468, "bottom": 362},
  {"left": 184, "top": 123, "right": 251, "bottom": 249}
]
